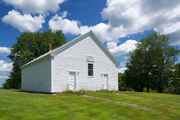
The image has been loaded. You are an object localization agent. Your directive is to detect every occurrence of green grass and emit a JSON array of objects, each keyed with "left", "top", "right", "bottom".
[{"left": 0, "top": 89, "right": 180, "bottom": 120}]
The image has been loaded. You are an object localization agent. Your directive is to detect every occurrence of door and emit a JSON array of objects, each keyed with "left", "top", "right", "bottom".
[
  {"left": 69, "top": 72, "right": 76, "bottom": 91},
  {"left": 103, "top": 74, "right": 108, "bottom": 90}
]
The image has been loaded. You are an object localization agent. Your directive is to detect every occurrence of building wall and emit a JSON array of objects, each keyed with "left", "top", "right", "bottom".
[
  {"left": 52, "top": 35, "right": 118, "bottom": 92},
  {"left": 21, "top": 58, "right": 51, "bottom": 93}
]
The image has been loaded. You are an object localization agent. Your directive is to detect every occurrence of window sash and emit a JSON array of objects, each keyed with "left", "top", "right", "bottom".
[{"left": 88, "top": 64, "right": 93, "bottom": 76}]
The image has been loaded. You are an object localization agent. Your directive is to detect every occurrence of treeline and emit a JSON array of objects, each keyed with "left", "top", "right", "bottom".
[{"left": 118, "top": 32, "right": 180, "bottom": 94}]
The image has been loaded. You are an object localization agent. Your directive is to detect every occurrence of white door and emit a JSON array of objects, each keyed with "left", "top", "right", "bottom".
[
  {"left": 103, "top": 74, "right": 108, "bottom": 90},
  {"left": 69, "top": 72, "right": 76, "bottom": 91}
]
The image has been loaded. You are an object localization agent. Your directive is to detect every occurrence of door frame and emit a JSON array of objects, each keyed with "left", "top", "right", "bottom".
[
  {"left": 68, "top": 70, "right": 78, "bottom": 91},
  {"left": 102, "top": 73, "right": 109, "bottom": 90}
]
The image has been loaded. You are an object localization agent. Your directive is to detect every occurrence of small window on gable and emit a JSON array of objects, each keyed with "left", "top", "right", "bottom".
[{"left": 88, "top": 63, "right": 93, "bottom": 76}]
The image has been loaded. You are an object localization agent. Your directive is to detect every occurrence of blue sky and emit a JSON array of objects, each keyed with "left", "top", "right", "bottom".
[{"left": 0, "top": 0, "right": 180, "bottom": 87}]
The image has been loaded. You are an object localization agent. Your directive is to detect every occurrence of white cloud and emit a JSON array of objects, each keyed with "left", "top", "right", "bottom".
[
  {"left": 162, "top": 22, "right": 180, "bottom": 35},
  {"left": 102, "top": 0, "right": 180, "bottom": 45},
  {"left": 49, "top": 0, "right": 180, "bottom": 47},
  {"left": 118, "top": 68, "right": 127, "bottom": 73},
  {"left": 49, "top": 14, "right": 81, "bottom": 35},
  {"left": 0, "top": 76, "right": 9, "bottom": 79},
  {"left": 48, "top": 12, "right": 128, "bottom": 43},
  {"left": 0, "top": 60, "right": 13, "bottom": 71},
  {"left": 49, "top": 12, "right": 116, "bottom": 43},
  {"left": 2, "top": 0, "right": 66, "bottom": 14},
  {"left": 106, "top": 42, "right": 117, "bottom": 49},
  {"left": 120, "top": 61, "right": 127, "bottom": 67},
  {"left": 0, "top": 47, "right": 11, "bottom": 53},
  {"left": 60, "top": 11, "right": 68, "bottom": 18},
  {"left": 107, "top": 40, "right": 138, "bottom": 56},
  {"left": 2, "top": 10, "right": 45, "bottom": 32}
]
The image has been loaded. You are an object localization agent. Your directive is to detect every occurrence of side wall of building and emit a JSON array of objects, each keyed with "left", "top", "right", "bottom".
[
  {"left": 21, "top": 58, "right": 51, "bottom": 93},
  {"left": 52, "top": 35, "right": 118, "bottom": 92}
]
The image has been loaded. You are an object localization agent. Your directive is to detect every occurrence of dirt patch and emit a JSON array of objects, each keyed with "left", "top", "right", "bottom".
[
  {"left": 81, "top": 95, "right": 147, "bottom": 109},
  {"left": 166, "top": 101, "right": 180, "bottom": 105},
  {"left": 101, "top": 98, "right": 120, "bottom": 103},
  {"left": 81, "top": 95, "right": 95, "bottom": 98},
  {"left": 123, "top": 102, "right": 148, "bottom": 109},
  {"left": 116, "top": 93, "right": 129, "bottom": 96}
]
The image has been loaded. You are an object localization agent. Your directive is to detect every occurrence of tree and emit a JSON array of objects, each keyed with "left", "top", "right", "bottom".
[
  {"left": 124, "top": 47, "right": 146, "bottom": 92},
  {"left": 169, "top": 63, "right": 180, "bottom": 94},
  {"left": 118, "top": 73, "right": 128, "bottom": 91},
  {"left": 125, "top": 32, "right": 180, "bottom": 93},
  {"left": 3, "top": 29, "right": 67, "bottom": 89}
]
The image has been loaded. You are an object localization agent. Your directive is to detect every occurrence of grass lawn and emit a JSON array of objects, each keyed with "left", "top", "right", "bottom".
[{"left": 0, "top": 89, "right": 180, "bottom": 120}]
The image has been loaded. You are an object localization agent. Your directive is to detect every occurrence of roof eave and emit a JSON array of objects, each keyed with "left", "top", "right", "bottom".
[
  {"left": 20, "top": 53, "right": 52, "bottom": 69},
  {"left": 89, "top": 31, "right": 120, "bottom": 66}
]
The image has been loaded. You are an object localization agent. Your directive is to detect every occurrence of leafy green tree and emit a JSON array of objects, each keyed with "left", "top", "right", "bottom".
[
  {"left": 125, "top": 32, "right": 180, "bottom": 93},
  {"left": 3, "top": 29, "right": 67, "bottom": 89},
  {"left": 118, "top": 73, "right": 123, "bottom": 89},
  {"left": 124, "top": 47, "right": 146, "bottom": 92},
  {"left": 169, "top": 63, "right": 180, "bottom": 94},
  {"left": 118, "top": 73, "right": 128, "bottom": 91},
  {"left": 149, "top": 34, "right": 180, "bottom": 93}
]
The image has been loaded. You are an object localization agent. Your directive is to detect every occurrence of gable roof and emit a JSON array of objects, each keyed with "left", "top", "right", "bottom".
[{"left": 20, "top": 31, "right": 120, "bottom": 69}]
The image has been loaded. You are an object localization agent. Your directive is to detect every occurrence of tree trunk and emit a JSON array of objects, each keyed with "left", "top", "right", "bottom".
[
  {"left": 158, "top": 86, "right": 162, "bottom": 93},
  {"left": 140, "top": 85, "right": 144, "bottom": 92}
]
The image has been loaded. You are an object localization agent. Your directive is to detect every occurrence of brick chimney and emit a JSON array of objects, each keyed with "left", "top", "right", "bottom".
[{"left": 49, "top": 44, "right": 52, "bottom": 51}]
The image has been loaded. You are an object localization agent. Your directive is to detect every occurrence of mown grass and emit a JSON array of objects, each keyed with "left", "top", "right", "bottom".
[{"left": 0, "top": 89, "right": 180, "bottom": 120}]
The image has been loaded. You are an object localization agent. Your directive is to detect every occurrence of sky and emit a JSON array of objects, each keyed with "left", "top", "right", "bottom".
[{"left": 0, "top": 0, "right": 180, "bottom": 87}]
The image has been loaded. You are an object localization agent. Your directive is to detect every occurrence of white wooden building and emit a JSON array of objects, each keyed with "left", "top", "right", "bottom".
[{"left": 20, "top": 31, "right": 120, "bottom": 93}]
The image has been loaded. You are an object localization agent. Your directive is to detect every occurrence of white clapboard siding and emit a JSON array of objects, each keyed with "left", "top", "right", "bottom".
[
  {"left": 52, "top": 35, "right": 118, "bottom": 92},
  {"left": 21, "top": 58, "right": 51, "bottom": 93}
]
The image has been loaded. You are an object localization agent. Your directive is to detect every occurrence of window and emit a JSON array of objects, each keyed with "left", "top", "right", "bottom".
[{"left": 88, "top": 63, "right": 93, "bottom": 76}]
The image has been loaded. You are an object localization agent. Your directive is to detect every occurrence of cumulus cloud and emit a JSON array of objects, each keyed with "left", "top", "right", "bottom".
[
  {"left": 107, "top": 40, "right": 138, "bottom": 56},
  {"left": 0, "top": 47, "right": 11, "bottom": 53},
  {"left": 49, "top": 12, "right": 116, "bottom": 43},
  {"left": 48, "top": 11, "right": 130, "bottom": 43},
  {"left": 157, "top": 22, "right": 180, "bottom": 45},
  {"left": 2, "top": 0, "right": 66, "bottom": 14},
  {"left": 60, "top": 11, "right": 68, "bottom": 18},
  {"left": 120, "top": 61, "right": 127, "bottom": 67},
  {"left": 49, "top": 0, "right": 180, "bottom": 49},
  {"left": 118, "top": 68, "right": 127, "bottom": 73},
  {"left": 2, "top": 10, "right": 45, "bottom": 32},
  {"left": 0, "top": 60, "right": 13, "bottom": 71},
  {"left": 106, "top": 42, "right": 117, "bottom": 49},
  {"left": 49, "top": 13, "right": 81, "bottom": 35},
  {"left": 0, "top": 76, "right": 9, "bottom": 79},
  {"left": 102, "top": 0, "right": 180, "bottom": 45}
]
